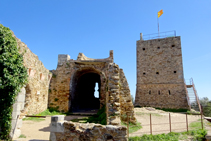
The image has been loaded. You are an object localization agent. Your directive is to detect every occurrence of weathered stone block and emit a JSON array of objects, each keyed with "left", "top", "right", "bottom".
[
  {"left": 50, "top": 121, "right": 65, "bottom": 133},
  {"left": 51, "top": 115, "right": 65, "bottom": 123}
]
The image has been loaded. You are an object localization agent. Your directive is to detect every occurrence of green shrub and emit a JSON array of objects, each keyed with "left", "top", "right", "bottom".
[
  {"left": 87, "top": 106, "right": 106, "bottom": 125},
  {"left": 52, "top": 74, "right": 56, "bottom": 78},
  {"left": 0, "top": 24, "right": 28, "bottom": 140}
]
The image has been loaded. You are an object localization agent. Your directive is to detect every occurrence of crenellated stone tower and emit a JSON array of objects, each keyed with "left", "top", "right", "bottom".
[{"left": 135, "top": 34, "right": 189, "bottom": 109}]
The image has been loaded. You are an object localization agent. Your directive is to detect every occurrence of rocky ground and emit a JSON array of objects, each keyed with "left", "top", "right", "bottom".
[{"left": 14, "top": 108, "right": 210, "bottom": 141}]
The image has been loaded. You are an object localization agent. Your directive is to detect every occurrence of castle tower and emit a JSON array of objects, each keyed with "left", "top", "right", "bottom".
[{"left": 135, "top": 34, "right": 189, "bottom": 109}]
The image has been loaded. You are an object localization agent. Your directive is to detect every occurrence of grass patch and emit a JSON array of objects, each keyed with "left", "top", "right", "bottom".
[
  {"left": 129, "top": 132, "right": 184, "bottom": 141},
  {"left": 22, "top": 117, "right": 45, "bottom": 122},
  {"left": 129, "top": 129, "right": 207, "bottom": 141},
  {"left": 19, "top": 134, "right": 26, "bottom": 138},
  {"left": 36, "top": 109, "right": 65, "bottom": 116},
  {"left": 23, "top": 109, "right": 65, "bottom": 122},
  {"left": 189, "top": 120, "right": 203, "bottom": 130},
  {"left": 121, "top": 122, "right": 142, "bottom": 133},
  {"left": 71, "top": 117, "right": 89, "bottom": 123},
  {"left": 135, "top": 112, "right": 162, "bottom": 117}
]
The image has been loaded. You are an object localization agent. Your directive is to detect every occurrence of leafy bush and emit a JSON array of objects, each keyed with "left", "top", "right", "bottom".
[
  {"left": 0, "top": 24, "right": 28, "bottom": 140},
  {"left": 191, "top": 97, "right": 211, "bottom": 117}
]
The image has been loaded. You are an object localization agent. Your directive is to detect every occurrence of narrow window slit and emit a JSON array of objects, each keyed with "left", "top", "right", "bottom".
[{"left": 169, "top": 90, "right": 171, "bottom": 95}]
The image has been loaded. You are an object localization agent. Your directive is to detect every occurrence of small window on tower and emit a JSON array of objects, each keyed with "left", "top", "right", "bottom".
[
  {"left": 143, "top": 72, "right": 146, "bottom": 75},
  {"left": 169, "top": 90, "right": 171, "bottom": 95},
  {"left": 158, "top": 90, "right": 161, "bottom": 95},
  {"left": 143, "top": 48, "right": 145, "bottom": 51},
  {"left": 149, "top": 90, "right": 151, "bottom": 94},
  {"left": 157, "top": 47, "right": 160, "bottom": 49},
  {"left": 172, "top": 45, "right": 175, "bottom": 47},
  {"left": 174, "top": 71, "right": 177, "bottom": 73},
  {"left": 156, "top": 72, "right": 159, "bottom": 74}
]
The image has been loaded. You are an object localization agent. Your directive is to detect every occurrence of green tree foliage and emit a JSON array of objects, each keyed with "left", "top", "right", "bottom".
[
  {"left": 192, "top": 97, "right": 211, "bottom": 117},
  {"left": 0, "top": 24, "right": 28, "bottom": 140},
  {"left": 200, "top": 97, "right": 211, "bottom": 117}
]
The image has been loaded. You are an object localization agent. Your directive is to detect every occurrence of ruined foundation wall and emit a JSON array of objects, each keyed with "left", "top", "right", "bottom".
[
  {"left": 13, "top": 34, "right": 51, "bottom": 114},
  {"left": 135, "top": 36, "right": 189, "bottom": 109},
  {"left": 49, "top": 115, "right": 127, "bottom": 141}
]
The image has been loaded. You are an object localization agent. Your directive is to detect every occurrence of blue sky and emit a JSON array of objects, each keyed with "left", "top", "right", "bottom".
[{"left": 1, "top": 0, "right": 210, "bottom": 100}]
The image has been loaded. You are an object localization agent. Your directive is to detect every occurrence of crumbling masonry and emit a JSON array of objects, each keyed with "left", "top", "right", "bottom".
[{"left": 49, "top": 51, "right": 136, "bottom": 125}]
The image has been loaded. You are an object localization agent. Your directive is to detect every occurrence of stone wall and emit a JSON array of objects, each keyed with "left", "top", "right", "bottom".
[
  {"left": 49, "top": 115, "right": 127, "bottom": 141},
  {"left": 10, "top": 87, "right": 25, "bottom": 139},
  {"left": 12, "top": 33, "right": 51, "bottom": 114},
  {"left": 49, "top": 51, "right": 136, "bottom": 125},
  {"left": 135, "top": 36, "right": 189, "bottom": 109}
]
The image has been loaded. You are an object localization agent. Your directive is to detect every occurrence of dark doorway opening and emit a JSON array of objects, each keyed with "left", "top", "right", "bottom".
[{"left": 71, "top": 72, "right": 101, "bottom": 113}]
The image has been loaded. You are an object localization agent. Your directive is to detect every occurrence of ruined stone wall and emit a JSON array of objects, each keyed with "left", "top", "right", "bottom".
[
  {"left": 119, "top": 69, "right": 136, "bottom": 123},
  {"left": 135, "top": 36, "right": 189, "bottom": 109},
  {"left": 49, "top": 59, "right": 109, "bottom": 112},
  {"left": 13, "top": 34, "right": 51, "bottom": 114},
  {"left": 49, "top": 51, "right": 136, "bottom": 125},
  {"left": 49, "top": 115, "right": 127, "bottom": 141}
]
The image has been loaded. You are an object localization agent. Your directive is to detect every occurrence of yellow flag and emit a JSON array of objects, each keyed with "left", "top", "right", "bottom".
[{"left": 158, "top": 9, "right": 163, "bottom": 18}]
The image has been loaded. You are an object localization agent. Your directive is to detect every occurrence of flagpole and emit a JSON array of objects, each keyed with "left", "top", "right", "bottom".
[{"left": 157, "top": 17, "right": 159, "bottom": 38}]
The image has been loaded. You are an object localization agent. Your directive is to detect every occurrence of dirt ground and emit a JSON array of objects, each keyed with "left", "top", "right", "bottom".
[
  {"left": 14, "top": 108, "right": 207, "bottom": 141},
  {"left": 130, "top": 107, "right": 202, "bottom": 137},
  {"left": 14, "top": 116, "right": 85, "bottom": 141}
]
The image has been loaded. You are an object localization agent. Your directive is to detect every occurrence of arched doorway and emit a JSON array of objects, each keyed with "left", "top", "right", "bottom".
[{"left": 71, "top": 71, "right": 101, "bottom": 113}]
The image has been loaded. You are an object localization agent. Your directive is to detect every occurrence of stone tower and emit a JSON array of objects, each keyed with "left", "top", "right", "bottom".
[{"left": 135, "top": 34, "right": 189, "bottom": 109}]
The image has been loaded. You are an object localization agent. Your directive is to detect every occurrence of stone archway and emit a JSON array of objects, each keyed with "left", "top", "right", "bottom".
[{"left": 70, "top": 68, "right": 103, "bottom": 113}]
